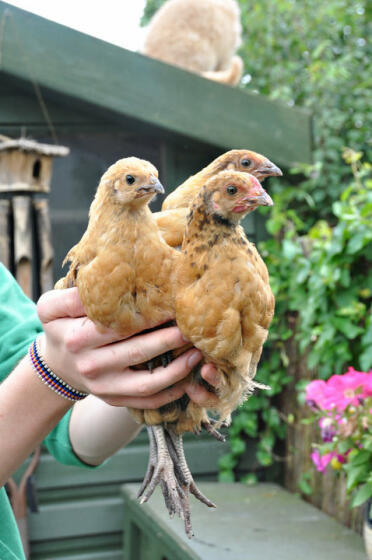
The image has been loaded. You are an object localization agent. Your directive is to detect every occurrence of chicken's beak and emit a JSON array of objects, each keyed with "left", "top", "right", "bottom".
[
  {"left": 136, "top": 178, "right": 165, "bottom": 195},
  {"left": 257, "top": 162, "right": 283, "bottom": 178},
  {"left": 256, "top": 190, "right": 274, "bottom": 207}
]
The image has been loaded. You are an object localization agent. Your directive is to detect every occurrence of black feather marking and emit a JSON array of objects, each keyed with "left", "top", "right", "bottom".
[{"left": 212, "top": 213, "right": 234, "bottom": 228}]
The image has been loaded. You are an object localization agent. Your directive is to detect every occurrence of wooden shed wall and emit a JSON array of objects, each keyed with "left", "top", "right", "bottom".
[{"left": 2, "top": 76, "right": 262, "bottom": 559}]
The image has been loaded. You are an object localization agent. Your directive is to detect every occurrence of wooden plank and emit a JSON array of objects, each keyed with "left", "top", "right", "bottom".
[
  {"left": 29, "top": 496, "right": 123, "bottom": 540},
  {"left": 21, "top": 435, "right": 231, "bottom": 490},
  {"left": 12, "top": 195, "right": 33, "bottom": 297},
  {"left": 0, "top": 2, "right": 313, "bottom": 166},
  {"left": 34, "top": 197, "right": 54, "bottom": 293},
  {"left": 31, "top": 534, "right": 122, "bottom": 560},
  {"left": 0, "top": 198, "right": 11, "bottom": 266},
  {"left": 122, "top": 483, "right": 366, "bottom": 560},
  {"left": 0, "top": 93, "right": 106, "bottom": 126}
]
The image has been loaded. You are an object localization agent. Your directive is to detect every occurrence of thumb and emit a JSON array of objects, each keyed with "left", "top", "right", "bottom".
[{"left": 37, "top": 288, "right": 86, "bottom": 324}]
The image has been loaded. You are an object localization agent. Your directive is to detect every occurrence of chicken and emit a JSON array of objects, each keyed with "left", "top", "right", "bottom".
[
  {"left": 137, "top": 171, "right": 275, "bottom": 537},
  {"left": 55, "top": 157, "right": 174, "bottom": 335},
  {"left": 154, "top": 149, "right": 282, "bottom": 247},
  {"left": 55, "top": 156, "right": 216, "bottom": 536},
  {"left": 174, "top": 171, "right": 275, "bottom": 428}
]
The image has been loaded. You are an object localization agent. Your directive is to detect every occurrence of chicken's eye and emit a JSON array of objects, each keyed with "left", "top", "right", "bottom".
[
  {"left": 226, "top": 185, "right": 238, "bottom": 195},
  {"left": 126, "top": 174, "right": 135, "bottom": 185},
  {"left": 241, "top": 158, "right": 252, "bottom": 167}
]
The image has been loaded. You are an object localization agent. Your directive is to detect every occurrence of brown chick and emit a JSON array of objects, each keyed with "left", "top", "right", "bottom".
[
  {"left": 174, "top": 170, "right": 275, "bottom": 430},
  {"left": 154, "top": 149, "right": 282, "bottom": 247},
  {"left": 137, "top": 172, "right": 275, "bottom": 537},
  {"left": 55, "top": 157, "right": 173, "bottom": 335}
]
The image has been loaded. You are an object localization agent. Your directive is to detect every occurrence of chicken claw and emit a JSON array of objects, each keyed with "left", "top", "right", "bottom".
[
  {"left": 138, "top": 424, "right": 215, "bottom": 538},
  {"left": 201, "top": 419, "right": 226, "bottom": 442}
]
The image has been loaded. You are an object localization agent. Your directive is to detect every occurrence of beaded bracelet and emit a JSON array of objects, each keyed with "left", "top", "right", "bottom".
[{"left": 29, "top": 338, "right": 88, "bottom": 401}]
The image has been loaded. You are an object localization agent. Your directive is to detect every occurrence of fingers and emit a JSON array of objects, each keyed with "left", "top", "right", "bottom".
[
  {"left": 200, "top": 363, "right": 220, "bottom": 388},
  {"left": 102, "top": 382, "right": 187, "bottom": 409},
  {"left": 37, "top": 288, "right": 86, "bottom": 323},
  {"left": 183, "top": 363, "right": 220, "bottom": 407},
  {"left": 85, "top": 348, "right": 202, "bottom": 398},
  {"left": 91, "top": 326, "right": 189, "bottom": 369},
  {"left": 184, "top": 382, "right": 219, "bottom": 408}
]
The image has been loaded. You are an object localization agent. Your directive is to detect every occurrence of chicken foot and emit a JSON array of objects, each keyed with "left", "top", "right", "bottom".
[
  {"left": 201, "top": 419, "right": 226, "bottom": 442},
  {"left": 138, "top": 424, "right": 215, "bottom": 538}
]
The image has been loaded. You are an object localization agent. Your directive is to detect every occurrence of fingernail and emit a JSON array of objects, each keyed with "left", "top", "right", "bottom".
[
  {"left": 187, "top": 350, "right": 202, "bottom": 368},
  {"left": 181, "top": 333, "right": 189, "bottom": 343}
]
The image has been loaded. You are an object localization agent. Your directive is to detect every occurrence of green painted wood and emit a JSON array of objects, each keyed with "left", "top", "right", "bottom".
[
  {"left": 0, "top": 1, "right": 312, "bottom": 166},
  {"left": 122, "top": 482, "right": 366, "bottom": 560},
  {"left": 29, "top": 496, "right": 122, "bottom": 540},
  {"left": 31, "top": 534, "right": 122, "bottom": 560},
  {"left": 19, "top": 433, "right": 230, "bottom": 491}
]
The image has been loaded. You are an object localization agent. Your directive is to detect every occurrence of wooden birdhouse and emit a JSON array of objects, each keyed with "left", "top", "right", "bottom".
[{"left": 0, "top": 136, "right": 69, "bottom": 299}]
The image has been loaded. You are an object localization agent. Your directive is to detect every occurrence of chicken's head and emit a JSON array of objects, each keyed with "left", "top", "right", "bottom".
[
  {"left": 204, "top": 170, "right": 273, "bottom": 224},
  {"left": 98, "top": 157, "right": 164, "bottom": 208},
  {"left": 214, "top": 149, "right": 282, "bottom": 181}
]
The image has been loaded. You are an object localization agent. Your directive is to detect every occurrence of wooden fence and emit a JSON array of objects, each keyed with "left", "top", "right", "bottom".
[{"left": 281, "top": 315, "right": 364, "bottom": 533}]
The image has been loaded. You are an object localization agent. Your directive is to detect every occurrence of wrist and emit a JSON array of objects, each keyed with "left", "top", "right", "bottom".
[{"left": 30, "top": 336, "right": 88, "bottom": 401}]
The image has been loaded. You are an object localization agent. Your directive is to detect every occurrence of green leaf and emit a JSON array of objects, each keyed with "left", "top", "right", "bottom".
[
  {"left": 350, "top": 482, "right": 372, "bottom": 508},
  {"left": 218, "top": 470, "right": 235, "bottom": 483},
  {"left": 331, "top": 317, "right": 364, "bottom": 339},
  {"left": 349, "top": 450, "right": 372, "bottom": 467},
  {"left": 218, "top": 454, "right": 236, "bottom": 471},
  {"left": 230, "top": 438, "right": 246, "bottom": 456},
  {"left": 298, "top": 473, "right": 313, "bottom": 496},
  {"left": 256, "top": 450, "right": 273, "bottom": 467},
  {"left": 360, "top": 346, "right": 372, "bottom": 372},
  {"left": 347, "top": 232, "right": 368, "bottom": 254},
  {"left": 346, "top": 464, "right": 370, "bottom": 492},
  {"left": 240, "top": 473, "right": 257, "bottom": 486}
]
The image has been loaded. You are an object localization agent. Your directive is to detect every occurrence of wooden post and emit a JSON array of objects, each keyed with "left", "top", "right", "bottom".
[
  {"left": 0, "top": 198, "right": 11, "bottom": 268},
  {"left": 34, "top": 198, "right": 54, "bottom": 293},
  {"left": 12, "top": 195, "right": 33, "bottom": 299}
]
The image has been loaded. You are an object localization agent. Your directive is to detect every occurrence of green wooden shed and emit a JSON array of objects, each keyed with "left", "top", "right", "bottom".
[{"left": 0, "top": 1, "right": 312, "bottom": 558}]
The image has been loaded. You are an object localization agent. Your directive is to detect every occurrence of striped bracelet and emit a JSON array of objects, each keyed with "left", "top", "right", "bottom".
[{"left": 29, "top": 337, "right": 88, "bottom": 401}]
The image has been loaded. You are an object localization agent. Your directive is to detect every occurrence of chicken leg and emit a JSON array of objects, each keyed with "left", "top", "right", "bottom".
[{"left": 138, "top": 424, "right": 216, "bottom": 538}]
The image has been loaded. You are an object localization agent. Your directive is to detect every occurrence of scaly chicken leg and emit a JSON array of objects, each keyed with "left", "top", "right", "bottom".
[{"left": 138, "top": 424, "right": 216, "bottom": 538}]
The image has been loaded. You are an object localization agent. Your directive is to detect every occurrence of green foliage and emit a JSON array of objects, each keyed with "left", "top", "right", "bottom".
[
  {"left": 267, "top": 152, "right": 372, "bottom": 377},
  {"left": 220, "top": 153, "right": 371, "bottom": 483},
  {"left": 142, "top": 0, "right": 372, "bottom": 485},
  {"left": 218, "top": 0, "right": 372, "bottom": 483},
  {"left": 238, "top": 0, "right": 372, "bottom": 225}
]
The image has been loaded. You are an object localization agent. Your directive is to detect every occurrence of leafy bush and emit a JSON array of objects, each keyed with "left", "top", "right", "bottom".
[
  {"left": 142, "top": 0, "right": 372, "bottom": 483},
  {"left": 220, "top": 151, "right": 372, "bottom": 481}
]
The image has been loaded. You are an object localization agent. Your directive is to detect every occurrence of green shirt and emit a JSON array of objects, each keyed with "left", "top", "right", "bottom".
[{"left": 0, "top": 264, "right": 95, "bottom": 559}]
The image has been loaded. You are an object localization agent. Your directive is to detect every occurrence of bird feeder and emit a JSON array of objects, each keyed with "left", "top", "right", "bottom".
[{"left": 0, "top": 136, "right": 69, "bottom": 299}]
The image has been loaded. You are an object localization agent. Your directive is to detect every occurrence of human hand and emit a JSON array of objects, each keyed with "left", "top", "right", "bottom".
[{"left": 36, "top": 288, "right": 219, "bottom": 408}]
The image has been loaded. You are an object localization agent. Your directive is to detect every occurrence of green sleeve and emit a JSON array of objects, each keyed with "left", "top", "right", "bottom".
[
  {"left": 0, "top": 264, "right": 98, "bottom": 470},
  {"left": 0, "top": 265, "right": 43, "bottom": 382}
]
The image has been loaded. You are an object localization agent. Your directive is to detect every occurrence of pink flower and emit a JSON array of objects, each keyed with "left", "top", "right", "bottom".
[
  {"left": 307, "top": 369, "right": 372, "bottom": 413},
  {"left": 311, "top": 450, "right": 335, "bottom": 472},
  {"left": 306, "top": 380, "right": 328, "bottom": 409},
  {"left": 324, "top": 372, "right": 368, "bottom": 411}
]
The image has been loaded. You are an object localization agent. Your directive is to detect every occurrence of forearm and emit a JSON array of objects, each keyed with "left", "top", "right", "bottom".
[
  {"left": 0, "top": 356, "right": 72, "bottom": 487},
  {"left": 69, "top": 397, "right": 142, "bottom": 466}
]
